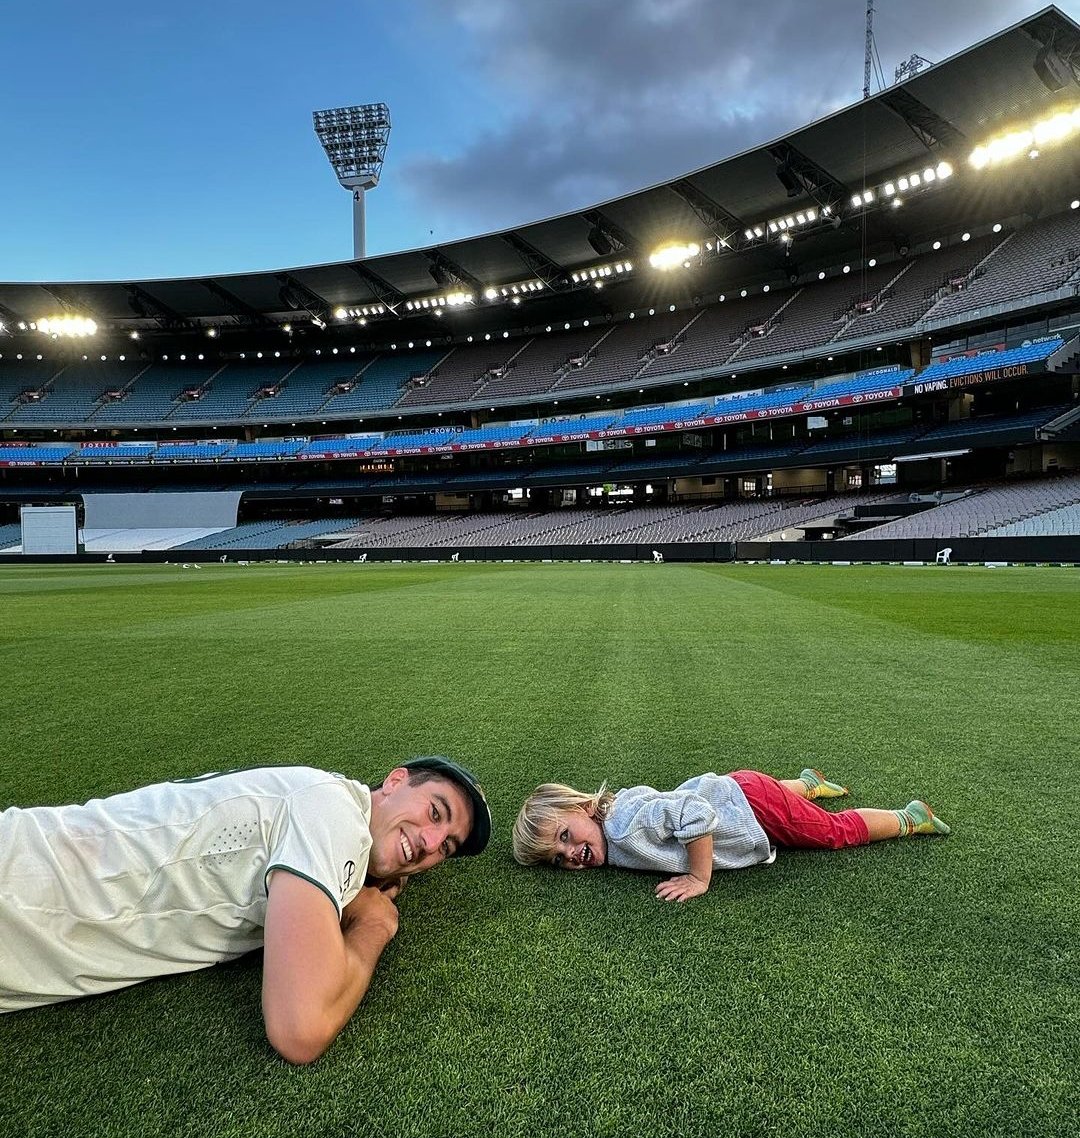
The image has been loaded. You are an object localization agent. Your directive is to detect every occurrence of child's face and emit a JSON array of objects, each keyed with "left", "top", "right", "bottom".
[{"left": 549, "top": 806, "right": 606, "bottom": 870}]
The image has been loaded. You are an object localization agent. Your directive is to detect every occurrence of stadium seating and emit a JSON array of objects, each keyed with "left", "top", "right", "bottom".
[
  {"left": 378, "top": 428, "right": 458, "bottom": 450},
  {"left": 924, "top": 210, "right": 1080, "bottom": 322},
  {"left": 450, "top": 424, "right": 532, "bottom": 446},
  {"left": 296, "top": 434, "right": 384, "bottom": 458},
  {"left": 245, "top": 356, "right": 372, "bottom": 419},
  {"left": 916, "top": 338, "right": 1062, "bottom": 383},
  {"left": 985, "top": 502, "right": 1080, "bottom": 536},
  {"left": 0, "top": 444, "right": 76, "bottom": 462},
  {"left": 527, "top": 413, "right": 618, "bottom": 438},
  {"left": 174, "top": 517, "right": 361, "bottom": 550},
  {"left": 735, "top": 262, "right": 899, "bottom": 362},
  {"left": 842, "top": 474, "right": 1080, "bottom": 539},
  {"left": 2, "top": 359, "right": 146, "bottom": 424},
  {"left": 839, "top": 234, "right": 1003, "bottom": 341},
  {"left": 395, "top": 341, "right": 537, "bottom": 407},
  {"left": 646, "top": 292, "right": 779, "bottom": 377},
  {"left": 614, "top": 401, "right": 711, "bottom": 429},
  {"left": 317, "top": 351, "right": 446, "bottom": 415},
  {"left": 475, "top": 328, "right": 608, "bottom": 402},
  {"left": 72, "top": 443, "right": 157, "bottom": 461},
  {"left": 164, "top": 361, "right": 294, "bottom": 423},
  {"left": 81, "top": 527, "right": 228, "bottom": 552},
  {"left": 550, "top": 308, "right": 694, "bottom": 393},
  {"left": 799, "top": 427, "right": 926, "bottom": 458},
  {"left": 227, "top": 439, "right": 306, "bottom": 460},
  {"left": 91, "top": 362, "right": 220, "bottom": 424},
  {"left": 909, "top": 405, "right": 1068, "bottom": 447},
  {"left": 153, "top": 442, "right": 235, "bottom": 461},
  {"left": 323, "top": 493, "right": 904, "bottom": 549},
  {"left": 0, "top": 357, "right": 65, "bottom": 418}
]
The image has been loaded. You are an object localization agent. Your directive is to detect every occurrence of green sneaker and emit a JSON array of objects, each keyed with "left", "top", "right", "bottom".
[
  {"left": 799, "top": 768, "right": 849, "bottom": 800},
  {"left": 903, "top": 800, "right": 950, "bottom": 836}
]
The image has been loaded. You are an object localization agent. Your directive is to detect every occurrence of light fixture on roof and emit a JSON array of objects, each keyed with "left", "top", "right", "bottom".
[
  {"left": 648, "top": 242, "right": 699, "bottom": 271},
  {"left": 35, "top": 316, "right": 97, "bottom": 337},
  {"left": 404, "top": 290, "right": 475, "bottom": 312},
  {"left": 860, "top": 162, "right": 951, "bottom": 213},
  {"left": 570, "top": 262, "right": 630, "bottom": 285},
  {"left": 969, "top": 108, "right": 1080, "bottom": 169}
]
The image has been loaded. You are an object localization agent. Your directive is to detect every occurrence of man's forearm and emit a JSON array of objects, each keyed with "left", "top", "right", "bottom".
[
  {"left": 309, "top": 913, "right": 395, "bottom": 1051},
  {"left": 261, "top": 876, "right": 398, "bottom": 1065}
]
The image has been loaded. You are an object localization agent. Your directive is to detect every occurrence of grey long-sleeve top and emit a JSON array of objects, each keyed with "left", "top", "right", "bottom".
[{"left": 603, "top": 773, "right": 775, "bottom": 874}]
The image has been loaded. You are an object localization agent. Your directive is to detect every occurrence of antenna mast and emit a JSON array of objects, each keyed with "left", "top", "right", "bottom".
[{"left": 864, "top": 0, "right": 875, "bottom": 99}]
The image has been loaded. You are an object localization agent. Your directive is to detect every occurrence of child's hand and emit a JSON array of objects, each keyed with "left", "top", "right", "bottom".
[{"left": 655, "top": 874, "right": 709, "bottom": 902}]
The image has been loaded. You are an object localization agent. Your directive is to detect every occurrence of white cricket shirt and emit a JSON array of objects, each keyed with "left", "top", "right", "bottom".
[{"left": 0, "top": 766, "right": 372, "bottom": 1012}]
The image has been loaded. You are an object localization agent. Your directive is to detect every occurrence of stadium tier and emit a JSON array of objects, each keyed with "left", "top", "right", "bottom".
[
  {"left": 841, "top": 473, "right": 1080, "bottom": 540},
  {"left": 0, "top": 340, "right": 1068, "bottom": 469},
  {"left": 173, "top": 517, "right": 361, "bottom": 551},
  {"left": 314, "top": 483, "right": 1079, "bottom": 550},
  {"left": 2, "top": 213, "right": 1079, "bottom": 432}
]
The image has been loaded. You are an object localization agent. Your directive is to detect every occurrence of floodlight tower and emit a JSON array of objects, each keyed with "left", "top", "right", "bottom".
[{"left": 313, "top": 103, "right": 391, "bottom": 259}]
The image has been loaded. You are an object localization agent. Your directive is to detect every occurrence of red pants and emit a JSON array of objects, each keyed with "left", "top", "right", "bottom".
[{"left": 730, "top": 770, "right": 870, "bottom": 849}]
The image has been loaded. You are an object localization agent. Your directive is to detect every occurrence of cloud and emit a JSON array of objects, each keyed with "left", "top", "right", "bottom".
[{"left": 400, "top": 0, "right": 1043, "bottom": 238}]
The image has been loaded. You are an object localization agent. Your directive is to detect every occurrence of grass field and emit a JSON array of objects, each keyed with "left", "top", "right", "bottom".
[{"left": 1, "top": 561, "right": 1077, "bottom": 1138}]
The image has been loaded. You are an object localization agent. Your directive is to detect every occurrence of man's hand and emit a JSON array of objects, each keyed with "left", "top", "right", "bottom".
[
  {"left": 655, "top": 873, "right": 710, "bottom": 902},
  {"left": 341, "top": 884, "right": 400, "bottom": 943}
]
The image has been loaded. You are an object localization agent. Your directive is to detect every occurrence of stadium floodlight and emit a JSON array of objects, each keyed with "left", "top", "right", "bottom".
[
  {"left": 649, "top": 242, "right": 700, "bottom": 271},
  {"left": 568, "top": 262, "right": 630, "bottom": 285},
  {"left": 970, "top": 107, "right": 1080, "bottom": 169},
  {"left": 34, "top": 316, "right": 97, "bottom": 337},
  {"left": 313, "top": 103, "right": 391, "bottom": 259},
  {"left": 403, "top": 291, "right": 476, "bottom": 313}
]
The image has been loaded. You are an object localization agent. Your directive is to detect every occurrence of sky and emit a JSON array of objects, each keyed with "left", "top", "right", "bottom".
[{"left": 1, "top": 0, "right": 1074, "bottom": 282}]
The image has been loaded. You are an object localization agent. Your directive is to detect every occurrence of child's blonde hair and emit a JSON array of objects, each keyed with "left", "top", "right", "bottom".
[{"left": 511, "top": 782, "right": 616, "bottom": 866}]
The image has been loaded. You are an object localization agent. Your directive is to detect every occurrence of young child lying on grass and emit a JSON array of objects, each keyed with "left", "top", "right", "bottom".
[{"left": 511, "top": 769, "right": 949, "bottom": 902}]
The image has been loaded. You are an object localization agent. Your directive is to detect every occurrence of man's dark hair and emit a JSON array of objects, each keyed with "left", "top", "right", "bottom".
[{"left": 370, "top": 767, "right": 440, "bottom": 792}]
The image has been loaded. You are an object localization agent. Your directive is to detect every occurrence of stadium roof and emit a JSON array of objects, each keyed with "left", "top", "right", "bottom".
[{"left": 3, "top": 4, "right": 1080, "bottom": 348}]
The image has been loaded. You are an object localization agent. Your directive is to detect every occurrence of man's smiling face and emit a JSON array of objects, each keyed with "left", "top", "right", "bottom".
[{"left": 367, "top": 768, "right": 473, "bottom": 880}]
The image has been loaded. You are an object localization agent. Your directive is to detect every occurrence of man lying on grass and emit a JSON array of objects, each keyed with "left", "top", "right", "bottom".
[
  {"left": 0, "top": 757, "right": 491, "bottom": 1064},
  {"left": 512, "top": 768, "right": 948, "bottom": 901}
]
